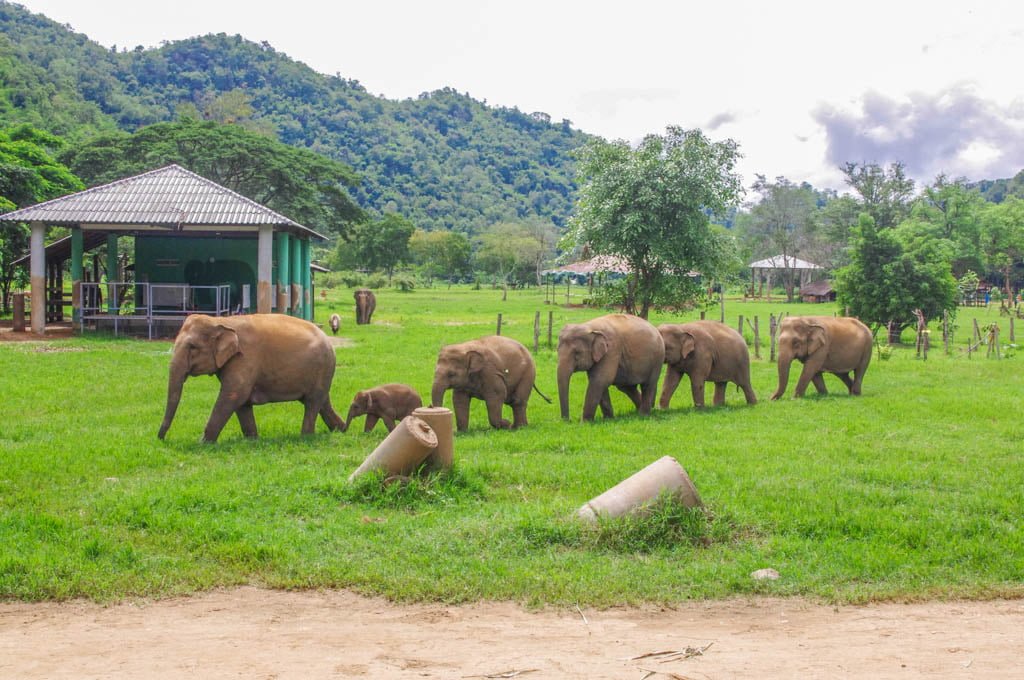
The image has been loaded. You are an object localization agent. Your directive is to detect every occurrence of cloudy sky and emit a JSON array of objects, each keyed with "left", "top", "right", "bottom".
[{"left": 16, "top": 0, "right": 1024, "bottom": 191}]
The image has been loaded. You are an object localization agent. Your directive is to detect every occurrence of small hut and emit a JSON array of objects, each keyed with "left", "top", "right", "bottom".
[
  {"left": 748, "top": 255, "right": 822, "bottom": 299},
  {"left": 1, "top": 164, "right": 325, "bottom": 337},
  {"left": 800, "top": 279, "right": 836, "bottom": 303}
]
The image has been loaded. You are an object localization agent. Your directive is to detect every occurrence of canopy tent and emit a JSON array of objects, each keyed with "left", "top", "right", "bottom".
[{"left": 543, "top": 255, "right": 629, "bottom": 284}]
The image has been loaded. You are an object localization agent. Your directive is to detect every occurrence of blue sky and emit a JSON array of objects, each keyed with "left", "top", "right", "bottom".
[{"left": 16, "top": 0, "right": 1024, "bottom": 193}]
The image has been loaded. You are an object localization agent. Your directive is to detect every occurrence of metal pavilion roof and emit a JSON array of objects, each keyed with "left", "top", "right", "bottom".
[
  {"left": 0, "top": 164, "right": 326, "bottom": 240},
  {"left": 748, "top": 255, "right": 822, "bottom": 270}
]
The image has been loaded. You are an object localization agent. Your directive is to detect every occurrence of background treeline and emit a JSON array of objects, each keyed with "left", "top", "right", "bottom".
[{"left": 0, "top": 2, "right": 588, "bottom": 233}]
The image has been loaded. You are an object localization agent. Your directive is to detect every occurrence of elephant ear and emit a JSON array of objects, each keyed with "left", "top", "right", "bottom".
[
  {"left": 467, "top": 350, "right": 487, "bottom": 375},
  {"left": 363, "top": 391, "right": 373, "bottom": 410},
  {"left": 808, "top": 324, "right": 827, "bottom": 356},
  {"left": 591, "top": 331, "right": 609, "bottom": 364},
  {"left": 679, "top": 332, "right": 697, "bottom": 360},
  {"left": 213, "top": 326, "right": 240, "bottom": 368}
]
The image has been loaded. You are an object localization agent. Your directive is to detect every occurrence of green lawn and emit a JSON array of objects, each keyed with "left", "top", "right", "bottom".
[{"left": 1, "top": 286, "right": 1021, "bottom": 605}]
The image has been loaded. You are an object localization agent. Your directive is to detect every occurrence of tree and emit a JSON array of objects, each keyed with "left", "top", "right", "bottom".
[
  {"left": 59, "top": 118, "right": 364, "bottom": 240},
  {"left": 409, "top": 229, "right": 472, "bottom": 285},
  {"left": 741, "top": 175, "right": 820, "bottom": 301},
  {"left": 834, "top": 214, "right": 957, "bottom": 342},
  {"left": 348, "top": 213, "right": 416, "bottom": 282},
  {"left": 840, "top": 161, "right": 915, "bottom": 229},
  {"left": 981, "top": 197, "right": 1024, "bottom": 298},
  {"left": 474, "top": 222, "right": 549, "bottom": 297},
  {"left": 904, "top": 174, "right": 985, "bottom": 277},
  {"left": 564, "top": 126, "right": 742, "bottom": 318},
  {"left": 0, "top": 125, "right": 83, "bottom": 313}
]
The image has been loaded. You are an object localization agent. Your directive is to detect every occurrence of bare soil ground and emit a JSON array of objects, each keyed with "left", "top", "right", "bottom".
[{"left": 2, "top": 588, "right": 1022, "bottom": 679}]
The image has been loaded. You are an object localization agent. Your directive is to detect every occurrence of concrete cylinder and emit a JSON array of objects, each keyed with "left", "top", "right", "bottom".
[
  {"left": 348, "top": 415, "right": 438, "bottom": 482},
  {"left": 576, "top": 456, "right": 702, "bottom": 523},
  {"left": 411, "top": 406, "right": 454, "bottom": 471},
  {"left": 12, "top": 293, "right": 26, "bottom": 332}
]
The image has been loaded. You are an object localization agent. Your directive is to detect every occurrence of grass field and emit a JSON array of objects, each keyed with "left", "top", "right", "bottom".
[{"left": 1, "top": 285, "right": 1022, "bottom": 606}]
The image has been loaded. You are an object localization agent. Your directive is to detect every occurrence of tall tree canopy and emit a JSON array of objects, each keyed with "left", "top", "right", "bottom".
[
  {"left": 0, "top": 124, "right": 83, "bottom": 312},
  {"left": 840, "top": 161, "right": 915, "bottom": 229},
  {"left": 565, "top": 126, "right": 742, "bottom": 318},
  {"left": 835, "top": 213, "right": 957, "bottom": 340},
  {"left": 58, "top": 118, "right": 364, "bottom": 239}
]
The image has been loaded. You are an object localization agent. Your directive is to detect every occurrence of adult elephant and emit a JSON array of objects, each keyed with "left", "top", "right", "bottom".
[
  {"left": 354, "top": 288, "right": 376, "bottom": 325},
  {"left": 157, "top": 314, "right": 345, "bottom": 442},
  {"left": 557, "top": 314, "right": 665, "bottom": 421},
  {"left": 658, "top": 320, "right": 757, "bottom": 409},
  {"left": 431, "top": 335, "right": 545, "bottom": 431},
  {"left": 771, "top": 315, "right": 872, "bottom": 400}
]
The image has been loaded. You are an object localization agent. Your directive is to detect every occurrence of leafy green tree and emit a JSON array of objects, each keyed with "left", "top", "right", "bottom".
[
  {"left": 474, "top": 222, "right": 548, "bottom": 296},
  {"left": 981, "top": 197, "right": 1024, "bottom": 298},
  {"left": 841, "top": 161, "right": 915, "bottom": 229},
  {"left": 741, "top": 175, "right": 821, "bottom": 301},
  {"left": 902, "top": 174, "right": 985, "bottom": 277},
  {"left": 565, "top": 126, "right": 742, "bottom": 318},
  {"left": 349, "top": 213, "right": 416, "bottom": 283},
  {"left": 409, "top": 229, "right": 472, "bottom": 285},
  {"left": 0, "top": 124, "right": 83, "bottom": 313},
  {"left": 59, "top": 118, "right": 364, "bottom": 239},
  {"left": 835, "top": 214, "right": 957, "bottom": 341}
]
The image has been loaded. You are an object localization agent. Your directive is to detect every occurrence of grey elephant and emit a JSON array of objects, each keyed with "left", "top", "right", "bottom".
[
  {"left": 658, "top": 321, "right": 757, "bottom": 409},
  {"left": 771, "top": 315, "right": 873, "bottom": 399},
  {"left": 346, "top": 383, "right": 423, "bottom": 433},
  {"left": 557, "top": 313, "right": 665, "bottom": 421},
  {"left": 431, "top": 335, "right": 547, "bottom": 431},
  {"left": 158, "top": 314, "right": 345, "bottom": 442},
  {"left": 354, "top": 288, "right": 376, "bottom": 325}
]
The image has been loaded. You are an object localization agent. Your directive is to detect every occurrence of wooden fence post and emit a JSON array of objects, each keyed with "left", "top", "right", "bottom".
[
  {"left": 737, "top": 315, "right": 744, "bottom": 340},
  {"left": 1011, "top": 317, "right": 1015, "bottom": 343},
  {"left": 719, "top": 290, "right": 725, "bottom": 323},
  {"left": 496, "top": 313, "right": 503, "bottom": 336},
  {"left": 973, "top": 318, "right": 981, "bottom": 345},
  {"left": 533, "top": 311, "right": 540, "bottom": 352},
  {"left": 752, "top": 316, "right": 761, "bottom": 359},
  {"left": 700, "top": 310, "right": 706, "bottom": 320},
  {"left": 769, "top": 313, "right": 777, "bottom": 362},
  {"left": 548, "top": 311, "right": 554, "bottom": 349}
]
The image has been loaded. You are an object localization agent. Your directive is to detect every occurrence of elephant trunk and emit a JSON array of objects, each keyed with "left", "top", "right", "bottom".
[
  {"left": 430, "top": 376, "right": 448, "bottom": 408},
  {"left": 345, "top": 403, "right": 361, "bottom": 430},
  {"left": 557, "top": 358, "right": 573, "bottom": 420},
  {"left": 158, "top": 347, "right": 189, "bottom": 439},
  {"left": 771, "top": 355, "right": 791, "bottom": 400}
]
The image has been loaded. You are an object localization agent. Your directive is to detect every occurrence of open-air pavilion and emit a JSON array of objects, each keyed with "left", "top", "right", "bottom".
[
  {"left": 1, "top": 164, "right": 326, "bottom": 337},
  {"left": 748, "top": 255, "right": 823, "bottom": 299}
]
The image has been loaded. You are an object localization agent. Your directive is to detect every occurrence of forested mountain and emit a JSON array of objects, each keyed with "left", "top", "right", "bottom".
[{"left": 0, "top": 1, "right": 589, "bottom": 232}]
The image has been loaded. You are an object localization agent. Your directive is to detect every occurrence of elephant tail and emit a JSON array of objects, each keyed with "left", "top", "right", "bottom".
[{"left": 532, "top": 383, "right": 553, "bottom": 403}]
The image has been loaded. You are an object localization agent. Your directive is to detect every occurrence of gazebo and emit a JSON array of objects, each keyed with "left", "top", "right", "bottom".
[
  {"left": 748, "top": 255, "right": 822, "bottom": 298},
  {"left": 1, "top": 164, "right": 325, "bottom": 336}
]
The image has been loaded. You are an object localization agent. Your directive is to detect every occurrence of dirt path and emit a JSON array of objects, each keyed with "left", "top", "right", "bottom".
[{"left": 2, "top": 588, "right": 1022, "bottom": 679}]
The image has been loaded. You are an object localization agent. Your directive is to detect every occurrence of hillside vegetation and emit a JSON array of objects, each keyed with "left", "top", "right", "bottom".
[{"left": 0, "top": 1, "right": 588, "bottom": 232}]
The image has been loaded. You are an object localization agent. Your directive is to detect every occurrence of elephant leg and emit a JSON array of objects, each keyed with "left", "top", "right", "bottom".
[
  {"left": 301, "top": 400, "right": 320, "bottom": 434},
  {"left": 381, "top": 414, "right": 398, "bottom": 432},
  {"left": 811, "top": 373, "right": 828, "bottom": 395},
  {"left": 740, "top": 380, "right": 758, "bottom": 405},
  {"left": 236, "top": 404, "right": 258, "bottom": 438},
  {"left": 659, "top": 368, "right": 682, "bottom": 409},
  {"left": 712, "top": 382, "right": 727, "bottom": 406},
  {"left": 835, "top": 371, "right": 854, "bottom": 392},
  {"left": 485, "top": 397, "right": 511, "bottom": 430},
  {"left": 794, "top": 361, "right": 824, "bottom": 397},
  {"left": 363, "top": 413, "right": 379, "bottom": 433},
  {"left": 452, "top": 390, "right": 471, "bottom": 431},
  {"left": 583, "top": 379, "right": 609, "bottom": 420},
  {"left": 511, "top": 401, "right": 528, "bottom": 428},
  {"left": 851, "top": 364, "right": 868, "bottom": 395},
  {"left": 319, "top": 401, "right": 345, "bottom": 432},
  {"left": 203, "top": 389, "right": 247, "bottom": 442},
  {"left": 615, "top": 384, "right": 642, "bottom": 410},
  {"left": 689, "top": 377, "right": 706, "bottom": 409},
  {"left": 598, "top": 388, "right": 614, "bottom": 418}
]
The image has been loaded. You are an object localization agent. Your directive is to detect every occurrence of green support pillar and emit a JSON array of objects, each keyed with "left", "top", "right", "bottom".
[
  {"left": 290, "top": 234, "right": 302, "bottom": 315},
  {"left": 301, "top": 238, "right": 312, "bottom": 321},
  {"left": 71, "top": 227, "right": 83, "bottom": 323},
  {"left": 276, "top": 231, "right": 290, "bottom": 313},
  {"left": 106, "top": 233, "right": 118, "bottom": 313}
]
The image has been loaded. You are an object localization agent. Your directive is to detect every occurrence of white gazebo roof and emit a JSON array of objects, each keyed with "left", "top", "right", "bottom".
[{"left": 748, "top": 255, "right": 822, "bottom": 270}]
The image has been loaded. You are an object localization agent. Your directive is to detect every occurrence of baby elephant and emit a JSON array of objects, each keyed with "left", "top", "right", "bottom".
[
  {"left": 658, "top": 320, "right": 757, "bottom": 409},
  {"left": 346, "top": 383, "right": 423, "bottom": 433}
]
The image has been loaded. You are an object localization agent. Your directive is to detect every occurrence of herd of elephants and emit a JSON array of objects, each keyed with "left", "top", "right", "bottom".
[{"left": 155, "top": 292, "right": 875, "bottom": 443}]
